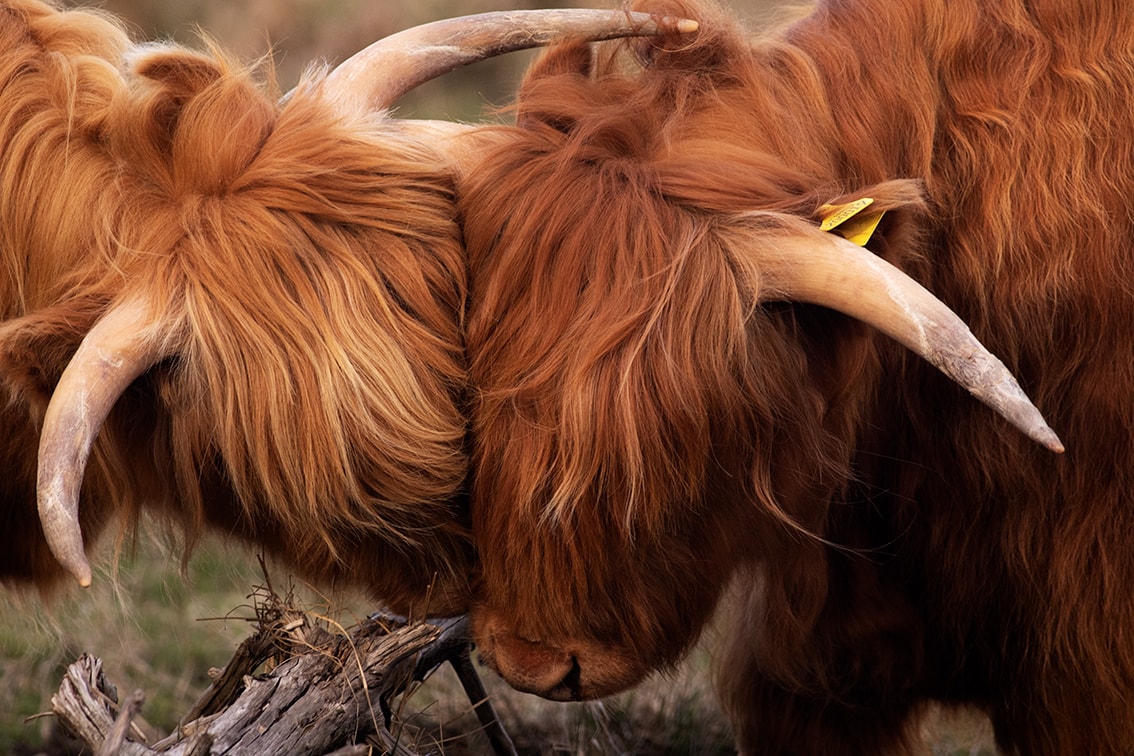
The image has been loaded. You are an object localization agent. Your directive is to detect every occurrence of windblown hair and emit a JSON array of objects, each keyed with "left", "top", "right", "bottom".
[
  {"left": 462, "top": 0, "right": 1134, "bottom": 752},
  {"left": 0, "top": 0, "right": 471, "bottom": 615}
]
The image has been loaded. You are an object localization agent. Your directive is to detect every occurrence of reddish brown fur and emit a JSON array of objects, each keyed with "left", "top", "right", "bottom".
[
  {"left": 460, "top": 0, "right": 1134, "bottom": 752},
  {"left": 0, "top": 0, "right": 472, "bottom": 616}
]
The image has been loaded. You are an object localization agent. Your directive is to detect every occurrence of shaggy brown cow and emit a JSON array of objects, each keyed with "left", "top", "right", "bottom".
[
  {"left": 458, "top": 0, "right": 1129, "bottom": 752},
  {"left": 0, "top": 0, "right": 688, "bottom": 617}
]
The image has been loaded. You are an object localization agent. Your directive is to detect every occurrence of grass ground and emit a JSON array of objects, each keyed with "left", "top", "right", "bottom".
[{"left": 0, "top": 537, "right": 997, "bottom": 755}]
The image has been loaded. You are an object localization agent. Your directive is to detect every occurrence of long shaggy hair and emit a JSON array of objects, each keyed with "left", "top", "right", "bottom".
[
  {"left": 0, "top": 0, "right": 471, "bottom": 616},
  {"left": 461, "top": 0, "right": 1134, "bottom": 752}
]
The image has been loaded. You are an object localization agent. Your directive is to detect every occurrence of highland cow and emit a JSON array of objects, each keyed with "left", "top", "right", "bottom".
[
  {"left": 0, "top": 0, "right": 687, "bottom": 618},
  {"left": 457, "top": 0, "right": 1130, "bottom": 753}
]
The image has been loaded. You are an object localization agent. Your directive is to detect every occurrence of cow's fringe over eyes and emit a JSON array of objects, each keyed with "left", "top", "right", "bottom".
[{"left": 0, "top": 0, "right": 471, "bottom": 615}]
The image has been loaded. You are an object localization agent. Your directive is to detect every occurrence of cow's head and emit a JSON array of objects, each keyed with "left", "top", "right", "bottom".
[{"left": 460, "top": 7, "right": 1062, "bottom": 699}]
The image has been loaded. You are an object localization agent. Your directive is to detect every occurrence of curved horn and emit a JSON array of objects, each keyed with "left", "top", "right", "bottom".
[
  {"left": 759, "top": 231, "right": 1064, "bottom": 453},
  {"left": 38, "top": 297, "right": 175, "bottom": 587},
  {"left": 322, "top": 10, "right": 698, "bottom": 113}
]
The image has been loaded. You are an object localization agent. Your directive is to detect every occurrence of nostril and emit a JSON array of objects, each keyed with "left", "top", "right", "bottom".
[
  {"left": 542, "top": 654, "right": 583, "bottom": 702},
  {"left": 482, "top": 630, "right": 580, "bottom": 697},
  {"left": 559, "top": 654, "right": 583, "bottom": 701}
]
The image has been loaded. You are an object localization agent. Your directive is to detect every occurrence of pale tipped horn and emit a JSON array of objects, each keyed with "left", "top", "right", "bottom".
[
  {"left": 758, "top": 231, "right": 1064, "bottom": 453},
  {"left": 38, "top": 297, "right": 176, "bottom": 587},
  {"left": 321, "top": 9, "right": 698, "bottom": 113}
]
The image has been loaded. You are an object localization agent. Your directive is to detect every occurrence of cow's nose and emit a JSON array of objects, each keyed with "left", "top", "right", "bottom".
[{"left": 479, "top": 628, "right": 583, "bottom": 701}]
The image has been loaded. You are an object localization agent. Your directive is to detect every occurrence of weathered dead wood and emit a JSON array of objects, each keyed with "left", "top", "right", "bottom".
[
  {"left": 52, "top": 655, "right": 151, "bottom": 756},
  {"left": 49, "top": 610, "right": 515, "bottom": 756},
  {"left": 98, "top": 688, "right": 146, "bottom": 756}
]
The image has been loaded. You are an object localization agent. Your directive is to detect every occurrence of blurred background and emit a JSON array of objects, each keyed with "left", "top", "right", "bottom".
[
  {"left": 66, "top": 0, "right": 798, "bottom": 119},
  {"left": 2, "top": 1, "right": 996, "bottom": 754}
]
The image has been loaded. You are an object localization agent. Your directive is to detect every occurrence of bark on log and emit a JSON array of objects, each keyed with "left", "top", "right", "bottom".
[
  {"left": 52, "top": 655, "right": 151, "bottom": 756},
  {"left": 49, "top": 609, "right": 514, "bottom": 756}
]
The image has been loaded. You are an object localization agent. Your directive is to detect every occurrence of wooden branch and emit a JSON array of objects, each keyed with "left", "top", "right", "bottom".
[
  {"left": 98, "top": 689, "right": 146, "bottom": 756},
  {"left": 52, "top": 655, "right": 151, "bottom": 756},
  {"left": 452, "top": 649, "right": 517, "bottom": 756},
  {"left": 173, "top": 617, "right": 440, "bottom": 755},
  {"left": 49, "top": 610, "right": 513, "bottom": 756}
]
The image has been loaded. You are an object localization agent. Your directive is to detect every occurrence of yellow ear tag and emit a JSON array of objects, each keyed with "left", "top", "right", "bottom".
[{"left": 817, "top": 197, "right": 885, "bottom": 247}]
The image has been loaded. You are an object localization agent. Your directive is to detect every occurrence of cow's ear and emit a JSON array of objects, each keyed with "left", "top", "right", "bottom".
[
  {"left": 516, "top": 42, "right": 594, "bottom": 132},
  {"left": 0, "top": 299, "right": 103, "bottom": 417},
  {"left": 130, "top": 46, "right": 226, "bottom": 100},
  {"left": 813, "top": 180, "right": 930, "bottom": 272},
  {"left": 124, "top": 46, "right": 227, "bottom": 148},
  {"left": 530, "top": 39, "right": 596, "bottom": 80},
  {"left": 122, "top": 45, "right": 274, "bottom": 195}
]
